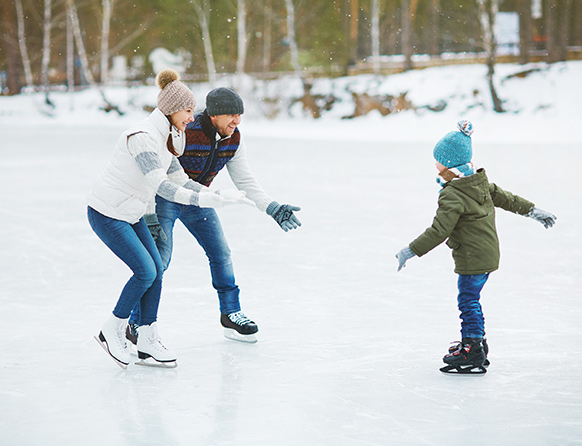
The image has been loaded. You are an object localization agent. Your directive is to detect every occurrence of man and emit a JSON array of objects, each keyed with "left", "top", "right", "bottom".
[{"left": 128, "top": 87, "right": 301, "bottom": 343}]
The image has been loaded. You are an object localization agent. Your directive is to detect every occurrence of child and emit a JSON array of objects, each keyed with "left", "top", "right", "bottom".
[{"left": 395, "top": 120, "right": 556, "bottom": 374}]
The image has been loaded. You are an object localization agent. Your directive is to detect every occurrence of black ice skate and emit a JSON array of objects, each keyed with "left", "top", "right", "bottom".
[
  {"left": 125, "top": 322, "right": 139, "bottom": 346},
  {"left": 447, "top": 336, "right": 490, "bottom": 367},
  {"left": 440, "top": 338, "right": 487, "bottom": 375},
  {"left": 221, "top": 311, "right": 258, "bottom": 343}
]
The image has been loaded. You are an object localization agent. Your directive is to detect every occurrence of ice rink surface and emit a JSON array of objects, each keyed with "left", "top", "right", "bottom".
[{"left": 1, "top": 124, "right": 581, "bottom": 445}]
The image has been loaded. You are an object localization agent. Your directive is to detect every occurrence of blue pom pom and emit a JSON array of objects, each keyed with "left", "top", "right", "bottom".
[{"left": 457, "top": 120, "right": 474, "bottom": 137}]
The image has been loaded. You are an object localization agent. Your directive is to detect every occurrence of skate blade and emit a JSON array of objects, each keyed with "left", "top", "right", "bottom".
[
  {"left": 223, "top": 328, "right": 258, "bottom": 344},
  {"left": 94, "top": 335, "right": 128, "bottom": 370},
  {"left": 135, "top": 357, "right": 178, "bottom": 369},
  {"left": 440, "top": 364, "right": 487, "bottom": 375}
]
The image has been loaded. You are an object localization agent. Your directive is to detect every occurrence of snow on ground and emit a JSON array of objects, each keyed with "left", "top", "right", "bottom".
[{"left": 0, "top": 62, "right": 581, "bottom": 445}]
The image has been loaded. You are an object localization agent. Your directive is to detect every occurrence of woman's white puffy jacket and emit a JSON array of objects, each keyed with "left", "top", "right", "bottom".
[{"left": 87, "top": 109, "right": 198, "bottom": 224}]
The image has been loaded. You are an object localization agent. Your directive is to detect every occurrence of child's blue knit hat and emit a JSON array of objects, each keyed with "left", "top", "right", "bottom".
[{"left": 433, "top": 120, "right": 474, "bottom": 168}]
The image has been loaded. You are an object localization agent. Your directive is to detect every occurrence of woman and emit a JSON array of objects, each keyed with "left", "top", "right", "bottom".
[{"left": 87, "top": 69, "right": 249, "bottom": 369}]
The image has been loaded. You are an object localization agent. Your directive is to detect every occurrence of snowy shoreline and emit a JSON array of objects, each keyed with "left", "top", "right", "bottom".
[{"left": 1, "top": 61, "right": 580, "bottom": 144}]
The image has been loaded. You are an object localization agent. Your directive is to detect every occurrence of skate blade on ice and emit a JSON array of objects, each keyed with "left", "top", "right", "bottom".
[
  {"left": 440, "top": 364, "right": 487, "bottom": 375},
  {"left": 135, "top": 352, "right": 177, "bottom": 369},
  {"left": 94, "top": 334, "right": 128, "bottom": 370},
  {"left": 223, "top": 328, "right": 257, "bottom": 344}
]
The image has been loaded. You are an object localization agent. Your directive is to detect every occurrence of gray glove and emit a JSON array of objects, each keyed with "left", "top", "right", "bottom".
[
  {"left": 395, "top": 246, "right": 416, "bottom": 271},
  {"left": 266, "top": 201, "right": 302, "bottom": 232},
  {"left": 144, "top": 214, "right": 167, "bottom": 242},
  {"left": 527, "top": 207, "right": 557, "bottom": 229}
]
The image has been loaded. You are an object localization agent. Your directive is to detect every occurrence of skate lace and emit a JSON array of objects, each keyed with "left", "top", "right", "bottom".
[
  {"left": 116, "top": 323, "right": 128, "bottom": 350},
  {"left": 228, "top": 311, "right": 251, "bottom": 326},
  {"left": 148, "top": 325, "right": 168, "bottom": 351}
]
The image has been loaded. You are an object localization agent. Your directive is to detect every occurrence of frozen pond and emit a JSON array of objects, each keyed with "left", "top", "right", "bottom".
[{"left": 1, "top": 124, "right": 581, "bottom": 445}]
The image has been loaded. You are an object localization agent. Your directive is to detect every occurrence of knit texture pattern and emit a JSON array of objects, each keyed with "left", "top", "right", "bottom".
[
  {"left": 206, "top": 87, "right": 244, "bottom": 116},
  {"left": 433, "top": 120, "right": 474, "bottom": 168},
  {"left": 156, "top": 69, "right": 196, "bottom": 115},
  {"left": 180, "top": 113, "right": 240, "bottom": 186}
]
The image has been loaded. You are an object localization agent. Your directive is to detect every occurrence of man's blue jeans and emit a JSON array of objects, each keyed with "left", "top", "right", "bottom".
[
  {"left": 457, "top": 273, "right": 490, "bottom": 339},
  {"left": 129, "top": 196, "right": 241, "bottom": 324},
  {"left": 87, "top": 207, "right": 164, "bottom": 326}
]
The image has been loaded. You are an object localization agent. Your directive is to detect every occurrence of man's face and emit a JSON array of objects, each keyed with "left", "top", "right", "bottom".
[{"left": 210, "top": 114, "right": 242, "bottom": 137}]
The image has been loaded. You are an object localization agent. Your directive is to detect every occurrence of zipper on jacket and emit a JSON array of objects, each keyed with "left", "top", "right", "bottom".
[{"left": 198, "top": 136, "right": 227, "bottom": 184}]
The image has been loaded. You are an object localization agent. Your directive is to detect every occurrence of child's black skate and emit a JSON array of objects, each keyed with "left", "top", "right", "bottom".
[
  {"left": 440, "top": 338, "right": 487, "bottom": 374},
  {"left": 447, "top": 336, "right": 490, "bottom": 367}
]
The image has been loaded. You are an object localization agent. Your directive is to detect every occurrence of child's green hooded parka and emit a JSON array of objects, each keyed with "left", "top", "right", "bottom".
[{"left": 409, "top": 169, "right": 534, "bottom": 275}]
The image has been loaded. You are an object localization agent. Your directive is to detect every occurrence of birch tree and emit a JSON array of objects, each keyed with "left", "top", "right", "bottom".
[
  {"left": 66, "top": 4, "right": 74, "bottom": 99},
  {"left": 41, "top": 0, "right": 52, "bottom": 90},
  {"left": 100, "top": 0, "right": 114, "bottom": 84},
  {"left": 284, "top": 0, "right": 302, "bottom": 78},
  {"left": 371, "top": 0, "right": 381, "bottom": 74},
  {"left": 236, "top": 0, "right": 247, "bottom": 78},
  {"left": 401, "top": 0, "right": 413, "bottom": 71},
  {"left": 262, "top": 0, "right": 272, "bottom": 73},
  {"left": 192, "top": 0, "right": 216, "bottom": 84},
  {"left": 15, "top": 0, "right": 34, "bottom": 87},
  {"left": 66, "top": 0, "right": 96, "bottom": 86},
  {"left": 476, "top": 0, "right": 503, "bottom": 112}
]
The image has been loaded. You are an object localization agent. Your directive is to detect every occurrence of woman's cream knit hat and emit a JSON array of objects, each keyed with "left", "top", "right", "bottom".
[{"left": 156, "top": 68, "right": 196, "bottom": 115}]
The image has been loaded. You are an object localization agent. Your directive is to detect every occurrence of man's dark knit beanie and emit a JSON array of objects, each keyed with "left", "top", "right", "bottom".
[{"left": 206, "top": 87, "right": 245, "bottom": 116}]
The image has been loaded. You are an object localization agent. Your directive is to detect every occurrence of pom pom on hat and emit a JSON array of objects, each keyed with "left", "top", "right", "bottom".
[
  {"left": 433, "top": 120, "right": 474, "bottom": 168},
  {"left": 457, "top": 119, "right": 474, "bottom": 136},
  {"left": 156, "top": 68, "right": 196, "bottom": 115},
  {"left": 156, "top": 68, "right": 180, "bottom": 90}
]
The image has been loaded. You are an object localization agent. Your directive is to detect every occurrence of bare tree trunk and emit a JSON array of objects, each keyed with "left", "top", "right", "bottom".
[
  {"left": 371, "top": 0, "right": 381, "bottom": 74},
  {"left": 544, "top": 0, "right": 570, "bottom": 63},
  {"left": 557, "top": 0, "right": 572, "bottom": 61},
  {"left": 573, "top": 0, "right": 582, "bottom": 46},
  {"left": 263, "top": 0, "right": 272, "bottom": 73},
  {"left": 518, "top": 0, "right": 532, "bottom": 64},
  {"left": 429, "top": 0, "right": 440, "bottom": 55},
  {"left": 236, "top": 0, "right": 247, "bottom": 77},
  {"left": 41, "top": 0, "right": 52, "bottom": 90},
  {"left": 0, "top": 0, "right": 22, "bottom": 94},
  {"left": 66, "top": 5, "right": 74, "bottom": 108},
  {"left": 15, "top": 0, "right": 34, "bottom": 87},
  {"left": 192, "top": 0, "right": 216, "bottom": 84},
  {"left": 66, "top": 0, "right": 96, "bottom": 86},
  {"left": 545, "top": 0, "right": 558, "bottom": 62},
  {"left": 477, "top": 0, "right": 503, "bottom": 113},
  {"left": 401, "top": 0, "right": 413, "bottom": 71},
  {"left": 284, "top": 0, "right": 302, "bottom": 78},
  {"left": 350, "top": 0, "right": 359, "bottom": 64},
  {"left": 100, "top": 0, "right": 114, "bottom": 84}
]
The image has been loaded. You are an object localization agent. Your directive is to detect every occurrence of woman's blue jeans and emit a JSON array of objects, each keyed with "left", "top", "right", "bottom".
[
  {"left": 457, "top": 273, "right": 490, "bottom": 339},
  {"left": 88, "top": 207, "right": 164, "bottom": 326}
]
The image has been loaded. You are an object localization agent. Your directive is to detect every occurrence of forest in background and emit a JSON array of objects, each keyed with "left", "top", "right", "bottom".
[{"left": 1, "top": 0, "right": 581, "bottom": 95}]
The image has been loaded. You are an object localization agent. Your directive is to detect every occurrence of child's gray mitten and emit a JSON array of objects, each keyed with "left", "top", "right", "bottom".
[
  {"left": 527, "top": 207, "right": 557, "bottom": 229},
  {"left": 395, "top": 246, "right": 415, "bottom": 271}
]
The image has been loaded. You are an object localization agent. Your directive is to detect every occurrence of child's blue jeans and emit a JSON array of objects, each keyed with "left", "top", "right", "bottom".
[{"left": 457, "top": 273, "right": 490, "bottom": 339}]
